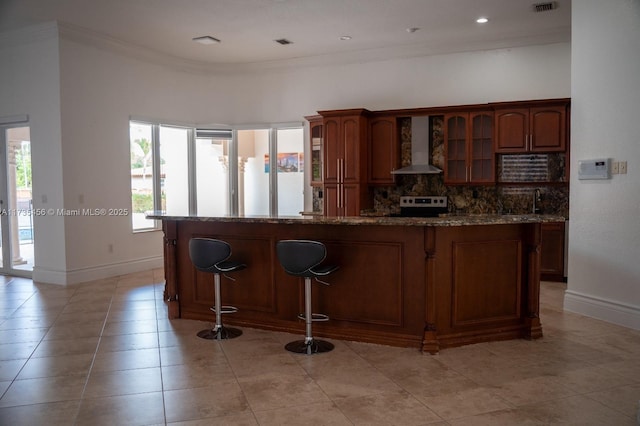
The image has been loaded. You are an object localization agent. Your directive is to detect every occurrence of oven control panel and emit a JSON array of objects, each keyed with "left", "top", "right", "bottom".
[{"left": 399, "top": 196, "right": 448, "bottom": 208}]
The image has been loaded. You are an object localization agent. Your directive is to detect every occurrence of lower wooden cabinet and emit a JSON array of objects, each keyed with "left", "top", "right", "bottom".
[{"left": 541, "top": 221, "right": 566, "bottom": 282}]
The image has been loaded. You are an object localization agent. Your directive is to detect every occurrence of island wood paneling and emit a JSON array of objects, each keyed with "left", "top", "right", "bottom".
[{"left": 159, "top": 217, "right": 542, "bottom": 353}]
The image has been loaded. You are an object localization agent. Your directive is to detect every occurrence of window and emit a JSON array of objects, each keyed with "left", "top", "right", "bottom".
[{"left": 130, "top": 120, "right": 303, "bottom": 231}]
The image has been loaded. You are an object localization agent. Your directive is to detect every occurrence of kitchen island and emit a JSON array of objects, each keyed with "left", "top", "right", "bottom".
[{"left": 148, "top": 213, "right": 564, "bottom": 353}]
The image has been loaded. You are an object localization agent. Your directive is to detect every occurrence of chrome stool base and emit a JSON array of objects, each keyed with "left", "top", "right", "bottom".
[
  {"left": 197, "top": 326, "right": 243, "bottom": 340},
  {"left": 285, "top": 339, "right": 334, "bottom": 355}
]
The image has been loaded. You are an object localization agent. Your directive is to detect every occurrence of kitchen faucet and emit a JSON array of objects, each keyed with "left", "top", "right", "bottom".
[{"left": 532, "top": 189, "right": 542, "bottom": 214}]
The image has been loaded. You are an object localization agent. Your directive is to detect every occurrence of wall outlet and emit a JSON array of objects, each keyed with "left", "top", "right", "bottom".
[
  {"left": 612, "top": 161, "right": 620, "bottom": 174},
  {"left": 619, "top": 161, "right": 627, "bottom": 174}
]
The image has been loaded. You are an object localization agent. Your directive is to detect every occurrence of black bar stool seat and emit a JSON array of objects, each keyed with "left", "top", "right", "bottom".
[
  {"left": 276, "top": 239, "right": 338, "bottom": 354},
  {"left": 189, "top": 238, "right": 246, "bottom": 340}
]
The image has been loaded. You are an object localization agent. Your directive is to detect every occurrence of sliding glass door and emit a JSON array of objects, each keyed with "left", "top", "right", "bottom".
[{"left": 0, "top": 125, "right": 34, "bottom": 276}]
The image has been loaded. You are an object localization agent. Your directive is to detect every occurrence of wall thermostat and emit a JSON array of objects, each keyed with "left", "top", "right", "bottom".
[{"left": 578, "top": 158, "right": 610, "bottom": 180}]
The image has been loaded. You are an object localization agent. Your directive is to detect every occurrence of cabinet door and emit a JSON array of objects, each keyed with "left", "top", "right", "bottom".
[
  {"left": 309, "top": 119, "right": 323, "bottom": 186},
  {"left": 341, "top": 116, "right": 362, "bottom": 183},
  {"left": 368, "top": 116, "right": 398, "bottom": 185},
  {"left": 323, "top": 184, "right": 339, "bottom": 216},
  {"left": 495, "top": 108, "right": 528, "bottom": 153},
  {"left": 342, "top": 184, "right": 361, "bottom": 216},
  {"left": 530, "top": 106, "right": 566, "bottom": 152},
  {"left": 444, "top": 114, "right": 468, "bottom": 183},
  {"left": 323, "top": 117, "right": 340, "bottom": 183},
  {"left": 469, "top": 112, "right": 495, "bottom": 183},
  {"left": 541, "top": 221, "right": 565, "bottom": 281}
]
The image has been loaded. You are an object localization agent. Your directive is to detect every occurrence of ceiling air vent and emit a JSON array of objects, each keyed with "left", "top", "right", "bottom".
[
  {"left": 274, "top": 38, "right": 293, "bottom": 45},
  {"left": 532, "top": 1, "right": 558, "bottom": 12}
]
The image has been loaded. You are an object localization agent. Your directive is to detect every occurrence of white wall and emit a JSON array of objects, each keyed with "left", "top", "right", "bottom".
[
  {"left": 0, "top": 23, "right": 68, "bottom": 282},
  {"left": 566, "top": 0, "right": 640, "bottom": 329},
  {"left": 1, "top": 21, "right": 572, "bottom": 284},
  {"left": 223, "top": 42, "right": 571, "bottom": 122}
]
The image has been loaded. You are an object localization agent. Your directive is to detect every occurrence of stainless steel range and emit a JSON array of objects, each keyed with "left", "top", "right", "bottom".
[{"left": 399, "top": 196, "right": 448, "bottom": 217}]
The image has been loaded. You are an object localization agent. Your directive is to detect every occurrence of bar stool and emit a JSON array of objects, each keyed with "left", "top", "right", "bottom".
[
  {"left": 189, "top": 238, "right": 246, "bottom": 340},
  {"left": 276, "top": 239, "right": 338, "bottom": 354}
]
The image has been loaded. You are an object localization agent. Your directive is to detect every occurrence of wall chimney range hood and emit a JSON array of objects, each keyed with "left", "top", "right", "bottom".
[{"left": 391, "top": 116, "right": 442, "bottom": 174}]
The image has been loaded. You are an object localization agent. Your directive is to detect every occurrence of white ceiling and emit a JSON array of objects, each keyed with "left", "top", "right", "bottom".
[{"left": 0, "top": 0, "right": 571, "bottom": 67}]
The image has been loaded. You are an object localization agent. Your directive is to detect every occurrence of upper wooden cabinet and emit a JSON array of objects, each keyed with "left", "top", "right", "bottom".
[
  {"left": 319, "top": 109, "right": 370, "bottom": 216},
  {"left": 305, "top": 115, "right": 324, "bottom": 187},
  {"left": 368, "top": 116, "right": 399, "bottom": 185},
  {"left": 495, "top": 103, "right": 567, "bottom": 153},
  {"left": 444, "top": 111, "right": 494, "bottom": 184}
]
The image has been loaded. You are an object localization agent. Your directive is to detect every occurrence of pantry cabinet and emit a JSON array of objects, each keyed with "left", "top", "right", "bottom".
[{"left": 319, "top": 109, "right": 370, "bottom": 216}]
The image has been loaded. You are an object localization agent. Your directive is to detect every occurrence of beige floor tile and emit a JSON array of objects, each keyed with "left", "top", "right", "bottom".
[
  {"left": 31, "top": 336, "right": 100, "bottom": 358},
  {"left": 1, "top": 271, "right": 639, "bottom": 424},
  {"left": 53, "top": 310, "right": 109, "bottom": 325},
  {"left": 228, "top": 352, "right": 307, "bottom": 378},
  {"left": 0, "top": 374, "right": 87, "bottom": 407},
  {"left": 163, "top": 382, "right": 251, "bottom": 423},
  {"left": 75, "top": 392, "right": 165, "bottom": 426},
  {"left": 0, "top": 315, "right": 56, "bottom": 330},
  {"left": 334, "top": 390, "right": 443, "bottom": 425},
  {"left": 43, "top": 320, "right": 106, "bottom": 340},
  {"left": 419, "top": 386, "right": 512, "bottom": 420},
  {"left": 254, "top": 401, "right": 352, "bottom": 425},
  {"left": 554, "top": 364, "right": 636, "bottom": 393},
  {"left": 586, "top": 383, "right": 640, "bottom": 419},
  {"left": 0, "top": 359, "right": 27, "bottom": 381},
  {"left": 16, "top": 353, "right": 94, "bottom": 379},
  {"left": 0, "top": 342, "right": 37, "bottom": 361},
  {"left": 91, "top": 347, "right": 161, "bottom": 372},
  {"left": 599, "top": 358, "right": 640, "bottom": 382},
  {"left": 101, "top": 318, "right": 158, "bottom": 336},
  {"left": 106, "top": 307, "right": 158, "bottom": 322},
  {"left": 0, "top": 400, "right": 81, "bottom": 426},
  {"left": 167, "top": 412, "right": 259, "bottom": 425},
  {"left": 490, "top": 375, "right": 577, "bottom": 406},
  {"left": 238, "top": 372, "right": 330, "bottom": 411},
  {"left": 161, "top": 359, "right": 236, "bottom": 390},
  {"left": 159, "top": 342, "right": 228, "bottom": 366},
  {"left": 83, "top": 367, "right": 163, "bottom": 398},
  {"left": 313, "top": 365, "right": 402, "bottom": 400},
  {"left": 0, "top": 327, "right": 48, "bottom": 344},
  {"left": 518, "top": 394, "right": 635, "bottom": 425},
  {"left": 97, "top": 332, "right": 159, "bottom": 352}
]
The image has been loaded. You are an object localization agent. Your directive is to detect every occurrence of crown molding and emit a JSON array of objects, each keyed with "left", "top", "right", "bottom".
[
  {"left": 0, "top": 21, "right": 59, "bottom": 50},
  {"left": 3, "top": 20, "right": 570, "bottom": 76}
]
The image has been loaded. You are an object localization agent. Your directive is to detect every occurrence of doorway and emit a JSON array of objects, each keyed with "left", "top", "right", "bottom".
[{"left": 0, "top": 125, "right": 34, "bottom": 276}]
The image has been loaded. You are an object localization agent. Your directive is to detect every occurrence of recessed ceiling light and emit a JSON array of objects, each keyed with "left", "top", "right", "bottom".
[
  {"left": 340, "top": 35, "right": 352, "bottom": 41},
  {"left": 476, "top": 17, "right": 489, "bottom": 24},
  {"left": 192, "top": 36, "right": 220, "bottom": 45}
]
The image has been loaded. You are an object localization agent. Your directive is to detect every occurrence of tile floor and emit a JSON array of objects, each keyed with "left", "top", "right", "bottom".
[{"left": 0, "top": 269, "right": 639, "bottom": 425}]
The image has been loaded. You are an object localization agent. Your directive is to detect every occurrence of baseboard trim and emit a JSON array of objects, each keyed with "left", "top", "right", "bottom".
[
  {"left": 33, "top": 256, "right": 163, "bottom": 285},
  {"left": 564, "top": 290, "right": 640, "bottom": 330}
]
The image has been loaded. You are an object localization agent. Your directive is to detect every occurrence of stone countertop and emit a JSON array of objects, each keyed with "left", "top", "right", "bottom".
[{"left": 146, "top": 211, "right": 566, "bottom": 227}]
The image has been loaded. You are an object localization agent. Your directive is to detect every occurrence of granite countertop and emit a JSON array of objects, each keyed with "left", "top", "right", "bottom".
[{"left": 146, "top": 211, "right": 566, "bottom": 227}]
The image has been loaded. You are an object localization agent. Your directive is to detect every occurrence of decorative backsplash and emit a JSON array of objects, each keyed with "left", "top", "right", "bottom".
[{"left": 312, "top": 116, "right": 569, "bottom": 218}]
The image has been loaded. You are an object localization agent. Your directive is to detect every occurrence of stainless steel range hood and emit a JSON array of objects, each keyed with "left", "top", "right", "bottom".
[{"left": 391, "top": 116, "right": 442, "bottom": 174}]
